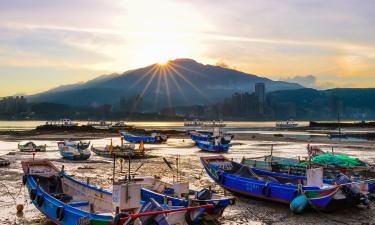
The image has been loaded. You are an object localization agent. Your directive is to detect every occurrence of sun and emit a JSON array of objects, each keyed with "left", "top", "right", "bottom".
[{"left": 157, "top": 58, "right": 170, "bottom": 66}]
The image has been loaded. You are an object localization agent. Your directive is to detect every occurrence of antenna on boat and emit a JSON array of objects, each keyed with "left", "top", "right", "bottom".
[{"left": 128, "top": 153, "right": 131, "bottom": 182}]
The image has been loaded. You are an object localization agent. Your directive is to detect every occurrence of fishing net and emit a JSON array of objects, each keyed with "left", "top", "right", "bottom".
[{"left": 310, "top": 154, "right": 366, "bottom": 167}]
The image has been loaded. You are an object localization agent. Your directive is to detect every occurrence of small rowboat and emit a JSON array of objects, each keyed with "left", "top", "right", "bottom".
[
  {"left": 90, "top": 144, "right": 146, "bottom": 158},
  {"left": 0, "top": 157, "right": 10, "bottom": 167},
  {"left": 121, "top": 132, "right": 168, "bottom": 144},
  {"left": 58, "top": 141, "right": 91, "bottom": 160},
  {"left": 197, "top": 141, "right": 230, "bottom": 152},
  {"left": 21, "top": 160, "right": 214, "bottom": 225},
  {"left": 127, "top": 176, "right": 235, "bottom": 219},
  {"left": 18, "top": 142, "right": 47, "bottom": 152},
  {"left": 201, "top": 155, "right": 371, "bottom": 212}
]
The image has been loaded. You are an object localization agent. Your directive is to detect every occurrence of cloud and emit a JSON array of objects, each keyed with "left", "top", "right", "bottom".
[{"left": 281, "top": 75, "right": 317, "bottom": 88}]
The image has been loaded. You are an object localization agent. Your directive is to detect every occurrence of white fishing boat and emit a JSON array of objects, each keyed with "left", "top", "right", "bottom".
[
  {"left": 45, "top": 118, "right": 78, "bottom": 127},
  {"left": 87, "top": 120, "right": 112, "bottom": 130},
  {"left": 58, "top": 141, "right": 91, "bottom": 160},
  {"left": 18, "top": 141, "right": 47, "bottom": 152},
  {"left": 276, "top": 119, "right": 298, "bottom": 128},
  {"left": 112, "top": 121, "right": 128, "bottom": 128},
  {"left": 184, "top": 119, "right": 204, "bottom": 127}
]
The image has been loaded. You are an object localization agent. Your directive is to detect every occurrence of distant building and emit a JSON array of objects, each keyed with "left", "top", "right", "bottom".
[
  {"left": 0, "top": 96, "right": 28, "bottom": 114},
  {"left": 255, "top": 83, "right": 266, "bottom": 115}
]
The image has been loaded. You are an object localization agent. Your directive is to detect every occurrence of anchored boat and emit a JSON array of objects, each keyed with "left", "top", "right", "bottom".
[
  {"left": 197, "top": 141, "right": 230, "bottom": 153},
  {"left": 190, "top": 126, "right": 233, "bottom": 145},
  {"left": 58, "top": 141, "right": 91, "bottom": 160},
  {"left": 121, "top": 132, "right": 168, "bottom": 144},
  {"left": 133, "top": 176, "right": 235, "bottom": 219},
  {"left": 88, "top": 120, "right": 112, "bottom": 130},
  {"left": 201, "top": 155, "right": 371, "bottom": 212},
  {"left": 21, "top": 160, "right": 214, "bottom": 225},
  {"left": 18, "top": 142, "right": 47, "bottom": 152}
]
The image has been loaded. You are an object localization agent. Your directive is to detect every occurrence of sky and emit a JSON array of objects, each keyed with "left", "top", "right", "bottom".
[{"left": 1, "top": 0, "right": 375, "bottom": 96}]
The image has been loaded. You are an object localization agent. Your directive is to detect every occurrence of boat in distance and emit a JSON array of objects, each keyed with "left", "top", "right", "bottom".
[
  {"left": 58, "top": 140, "right": 91, "bottom": 160},
  {"left": 120, "top": 132, "right": 168, "bottom": 144}
]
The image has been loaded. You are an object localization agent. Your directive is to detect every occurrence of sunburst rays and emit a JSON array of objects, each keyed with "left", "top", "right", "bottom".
[{"left": 129, "top": 61, "right": 211, "bottom": 112}]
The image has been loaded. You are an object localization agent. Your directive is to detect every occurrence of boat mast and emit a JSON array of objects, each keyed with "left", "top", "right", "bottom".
[{"left": 337, "top": 110, "right": 341, "bottom": 135}]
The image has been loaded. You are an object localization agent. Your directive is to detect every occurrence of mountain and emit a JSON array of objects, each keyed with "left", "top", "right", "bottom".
[{"left": 29, "top": 59, "right": 303, "bottom": 110}]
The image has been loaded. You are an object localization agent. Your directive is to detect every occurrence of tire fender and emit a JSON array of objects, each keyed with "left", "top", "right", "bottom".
[
  {"left": 22, "top": 175, "right": 27, "bottom": 185},
  {"left": 36, "top": 194, "right": 44, "bottom": 207},
  {"left": 56, "top": 206, "right": 64, "bottom": 221},
  {"left": 262, "top": 183, "right": 272, "bottom": 197},
  {"left": 29, "top": 188, "right": 37, "bottom": 201}
]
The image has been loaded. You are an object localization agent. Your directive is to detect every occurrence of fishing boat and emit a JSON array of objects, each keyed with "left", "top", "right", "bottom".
[
  {"left": 112, "top": 121, "right": 130, "bottom": 129},
  {"left": 58, "top": 141, "right": 91, "bottom": 160},
  {"left": 190, "top": 128, "right": 233, "bottom": 144},
  {"left": 0, "top": 157, "right": 10, "bottom": 167},
  {"left": 197, "top": 141, "right": 230, "bottom": 153},
  {"left": 18, "top": 142, "right": 47, "bottom": 152},
  {"left": 241, "top": 154, "right": 375, "bottom": 180},
  {"left": 91, "top": 144, "right": 139, "bottom": 158},
  {"left": 276, "top": 119, "right": 298, "bottom": 129},
  {"left": 45, "top": 118, "right": 78, "bottom": 127},
  {"left": 21, "top": 160, "right": 214, "bottom": 225},
  {"left": 88, "top": 120, "right": 112, "bottom": 130},
  {"left": 184, "top": 119, "right": 204, "bottom": 127},
  {"left": 201, "top": 155, "right": 371, "bottom": 213},
  {"left": 121, "top": 132, "right": 168, "bottom": 144},
  {"left": 134, "top": 176, "right": 235, "bottom": 219}
]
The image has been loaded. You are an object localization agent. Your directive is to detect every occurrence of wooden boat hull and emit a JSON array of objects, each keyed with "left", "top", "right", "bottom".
[
  {"left": 201, "top": 156, "right": 364, "bottom": 211},
  {"left": 90, "top": 146, "right": 148, "bottom": 159}
]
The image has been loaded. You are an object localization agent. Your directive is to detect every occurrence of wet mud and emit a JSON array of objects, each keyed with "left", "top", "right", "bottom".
[{"left": 0, "top": 136, "right": 375, "bottom": 224}]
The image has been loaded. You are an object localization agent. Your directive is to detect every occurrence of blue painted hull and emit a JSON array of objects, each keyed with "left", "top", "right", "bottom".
[
  {"left": 197, "top": 142, "right": 230, "bottom": 152},
  {"left": 121, "top": 132, "right": 167, "bottom": 144},
  {"left": 25, "top": 173, "right": 112, "bottom": 225},
  {"left": 200, "top": 156, "right": 362, "bottom": 211},
  {"left": 140, "top": 187, "right": 234, "bottom": 218},
  {"left": 191, "top": 133, "right": 211, "bottom": 142}
]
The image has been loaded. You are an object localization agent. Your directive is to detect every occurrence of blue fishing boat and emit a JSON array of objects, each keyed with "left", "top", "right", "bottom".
[
  {"left": 21, "top": 160, "right": 215, "bottom": 225},
  {"left": 128, "top": 176, "right": 235, "bottom": 219},
  {"left": 58, "top": 141, "right": 91, "bottom": 160},
  {"left": 190, "top": 131, "right": 211, "bottom": 142},
  {"left": 190, "top": 130, "right": 233, "bottom": 144},
  {"left": 121, "top": 132, "right": 168, "bottom": 144},
  {"left": 201, "top": 155, "right": 370, "bottom": 212},
  {"left": 197, "top": 141, "right": 230, "bottom": 152}
]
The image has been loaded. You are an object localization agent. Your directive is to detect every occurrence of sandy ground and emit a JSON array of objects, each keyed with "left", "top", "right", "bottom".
[{"left": 1, "top": 134, "right": 375, "bottom": 225}]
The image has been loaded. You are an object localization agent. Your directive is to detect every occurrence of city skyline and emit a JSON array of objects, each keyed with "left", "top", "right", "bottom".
[{"left": 1, "top": 0, "right": 375, "bottom": 96}]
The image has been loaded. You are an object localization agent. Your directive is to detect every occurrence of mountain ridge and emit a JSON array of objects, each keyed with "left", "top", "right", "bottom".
[{"left": 29, "top": 58, "right": 303, "bottom": 110}]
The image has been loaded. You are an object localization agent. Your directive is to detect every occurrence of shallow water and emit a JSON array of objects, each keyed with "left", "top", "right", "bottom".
[{"left": 1, "top": 137, "right": 375, "bottom": 224}]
